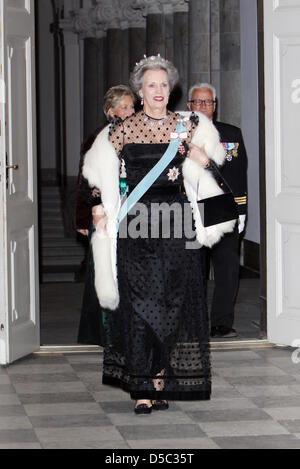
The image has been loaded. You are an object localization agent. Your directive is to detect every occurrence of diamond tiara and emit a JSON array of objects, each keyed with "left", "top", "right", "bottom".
[{"left": 134, "top": 54, "right": 164, "bottom": 71}]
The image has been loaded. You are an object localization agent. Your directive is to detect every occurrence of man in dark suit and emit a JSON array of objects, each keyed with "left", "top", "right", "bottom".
[{"left": 187, "top": 83, "right": 248, "bottom": 338}]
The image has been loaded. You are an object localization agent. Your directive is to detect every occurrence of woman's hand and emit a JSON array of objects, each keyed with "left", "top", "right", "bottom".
[
  {"left": 77, "top": 229, "right": 89, "bottom": 236},
  {"left": 92, "top": 205, "right": 108, "bottom": 233},
  {"left": 187, "top": 143, "right": 210, "bottom": 168}
]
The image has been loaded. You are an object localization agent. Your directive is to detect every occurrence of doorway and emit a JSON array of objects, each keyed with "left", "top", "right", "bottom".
[{"left": 37, "top": 0, "right": 265, "bottom": 347}]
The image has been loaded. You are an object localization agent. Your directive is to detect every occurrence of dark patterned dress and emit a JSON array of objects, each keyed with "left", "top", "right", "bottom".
[{"left": 101, "top": 111, "right": 211, "bottom": 401}]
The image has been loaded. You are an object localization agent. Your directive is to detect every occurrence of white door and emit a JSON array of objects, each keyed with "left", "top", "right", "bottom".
[
  {"left": 264, "top": 0, "right": 300, "bottom": 345},
  {"left": 0, "top": 0, "right": 39, "bottom": 365}
]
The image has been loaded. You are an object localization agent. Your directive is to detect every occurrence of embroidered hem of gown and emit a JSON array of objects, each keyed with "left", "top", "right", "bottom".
[{"left": 102, "top": 375, "right": 211, "bottom": 401}]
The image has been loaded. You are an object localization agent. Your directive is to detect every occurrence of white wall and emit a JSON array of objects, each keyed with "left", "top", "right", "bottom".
[{"left": 240, "top": 0, "right": 260, "bottom": 244}]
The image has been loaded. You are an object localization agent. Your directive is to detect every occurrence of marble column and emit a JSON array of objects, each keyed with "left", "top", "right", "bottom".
[
  {"left": 59, "top": 20, "right": 84, "bottom": 236},
  {"left": 173, "top": 6, "right": 189, "bottom": 111},
  {"left": 71, "top": 5, "right": 108, "bottom": 137},
  {"left": 129, "top": 27, "right": 147, "bottom": 71},
  {"left": 121, "top": 2, "right": 146, "bottom": 72},
  {"left": 219, "top": 0, "right": 241, "bottom": 126},
  {"left": 106, "top": 28, "right": 125, "bottom": 87},
  {"left": 60, "top": 22, "right": 82, "bottom": 179},
  {"left": 132, "top": 0, "right": 173, "bottom": 59},
  {"left": 210, "top": 0, "right": 221, "bottom": 104},
  {"left": 147, "top": 12, "right": 167, "bottom": 57},
  {"left": 83, "top": 35, "right": 107, "bottom": 139},
  {"left": 188, "top": 0, "right": 211, "bottom": 87}
]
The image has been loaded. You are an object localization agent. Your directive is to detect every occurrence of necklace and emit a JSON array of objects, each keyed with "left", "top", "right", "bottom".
[{"left": 143, "top": 111, "right": 169, "bottom": 127}]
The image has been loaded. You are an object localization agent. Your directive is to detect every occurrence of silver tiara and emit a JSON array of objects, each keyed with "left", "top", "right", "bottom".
[{"left": 134, "top": 54, "right": 164, "bottom": 71}]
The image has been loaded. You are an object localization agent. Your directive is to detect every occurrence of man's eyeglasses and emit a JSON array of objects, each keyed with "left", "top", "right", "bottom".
[{"left": 189, "top": 99, "right": 215, "bottom": 107}]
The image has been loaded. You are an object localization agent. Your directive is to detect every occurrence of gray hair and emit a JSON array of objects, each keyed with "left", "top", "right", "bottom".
[
  {"left": 130, "top": 55, "right": 179, "bottom": 98},
  {"left": 188, "top": 82, "right": 217, "bottom": 101}
]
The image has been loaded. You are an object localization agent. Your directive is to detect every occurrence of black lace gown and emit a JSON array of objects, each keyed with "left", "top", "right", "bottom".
[{"left": 101, "top": 111, "right": 211, "bottom": 401}]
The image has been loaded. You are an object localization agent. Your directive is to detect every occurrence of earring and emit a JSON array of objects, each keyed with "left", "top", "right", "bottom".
[{"left": 140, "top": 97, "right": 144, "bottom": 106}]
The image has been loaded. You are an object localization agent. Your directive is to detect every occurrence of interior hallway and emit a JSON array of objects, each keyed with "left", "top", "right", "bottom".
[
  {"left": 40, "top": 277, "right": 262, "bottom": 346},
  {"left": 1, "top": 345, "right": 300, "bottom": 449}
]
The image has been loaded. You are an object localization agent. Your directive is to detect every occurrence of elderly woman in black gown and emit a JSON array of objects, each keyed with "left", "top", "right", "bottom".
[{"left": 82, "top": 56, "right": 236, "bottom": 414}]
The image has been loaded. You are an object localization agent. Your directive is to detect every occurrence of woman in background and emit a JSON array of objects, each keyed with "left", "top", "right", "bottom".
[{"left": 76, "top": 85, "right": 135, "bottom": 346}]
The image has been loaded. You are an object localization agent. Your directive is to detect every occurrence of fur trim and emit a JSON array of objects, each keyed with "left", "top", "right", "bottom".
[
  {"left": 83, "top": 125, "right": 120, "bottom": 227},
  {"left": 82, "top": 125, "right": 120, "bottom": 310},
  {"left": 182, "top": 117, "right": 236, "bottom": 247},
  {"left": 82, "top": 116, "right": 235, "bottom": 309},
  {"left": 191, "top": 112, "right": 225, "bottom": 166},
  {"left": 91, "top": 232, "right": 119, "bottom": 310}
]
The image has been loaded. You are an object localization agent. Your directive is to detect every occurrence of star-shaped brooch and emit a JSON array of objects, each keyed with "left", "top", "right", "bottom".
[{"left": 167, "top": 167, "right": 180, "bottom": 182}]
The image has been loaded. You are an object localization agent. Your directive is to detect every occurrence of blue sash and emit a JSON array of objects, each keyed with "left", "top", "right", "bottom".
[{"left": 117, "top": 117, "right": 187, "bottom": 229}]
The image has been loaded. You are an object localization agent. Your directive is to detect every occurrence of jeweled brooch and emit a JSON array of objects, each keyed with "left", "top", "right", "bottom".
[{"left": 167, "top": 167, "right": 180, "bottom": 182}]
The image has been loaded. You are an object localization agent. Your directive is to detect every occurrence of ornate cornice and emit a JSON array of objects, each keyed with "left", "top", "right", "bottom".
[
  {"left": 132, "top": 0, "right": 189, "bottom": 15},
  {"left": 62, "top": 0, "right": 189, "bottom": 37},
  {"left": 120, "top": 0, "right": 147, "bottom": 28},
  {"left": 93, "top": 0, "right": 146, "bottom": 30},
  {"left": 70, "top": 8, "right": 106, "bottom": 38}
]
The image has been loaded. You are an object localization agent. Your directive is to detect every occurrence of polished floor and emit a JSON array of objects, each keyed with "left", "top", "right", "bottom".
[
  {"left": 2, "top": 276, "right": 299, "bottom": 449},
  {"left": 1, "top": 346, "right": 300, "bottom": 449}
]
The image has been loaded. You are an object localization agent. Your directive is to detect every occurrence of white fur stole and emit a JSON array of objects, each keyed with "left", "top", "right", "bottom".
[{"left": 82, "top": 114, "right": 237, "bottom": 310}]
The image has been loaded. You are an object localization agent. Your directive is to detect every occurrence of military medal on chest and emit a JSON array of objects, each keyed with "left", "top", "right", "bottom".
[{"left": 222, "top": 142, "right": 239, "bottom": 161}]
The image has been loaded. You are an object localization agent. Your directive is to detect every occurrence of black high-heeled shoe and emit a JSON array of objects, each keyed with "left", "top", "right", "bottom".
[
  {"left": 134, "top": 403, "right": 152, "bottom": 415},
  {"left": 152, "top": 400, "right": 169, "bottom": 411}
]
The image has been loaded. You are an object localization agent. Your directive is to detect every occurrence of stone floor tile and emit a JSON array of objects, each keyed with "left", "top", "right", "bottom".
[
  {"left": 255, "top": 348, "right": 294, "bottom": 359},
  {"left": 42, "top": 440, "right": 129, "bottom": 449},
  {"left": 18, "top": 392, "right": 95, "bottom": 405},
  {"left": 0, "top": 405, "right": 26, "bottom": 416},
  {"left": 35, "top": 425, "right": 124, "bottom": 444},
  {"left": 233, "top": 384, "right": 300, "bottom": 398},
  {"left": 211, "top": 387, "right": 243, "bottom": 399},
  {"left": 212, "top": 350, "right": 262, "bottom": 361},
  {"left": 177, "top": 397, "right": 257, "bottom": 412},
  {"left": 108, "top": 411, "right": 195, "bottom": 426},
  {"left": 264, "top": 407, "right": 300, "bottom": 421},
  {"left": 93, "top": 390, "right": 130, "bottom": 403},
  {"left": 117, "top": 424, "right": 206, "bottom": 441},
  {"left": 225, "top": 375, "right": 299, "bottom": 386},
  {"left": 13, "top": 381, "right": 87, "bottom": 394},
  {"left": 216, "top": 365, "right": 287, "bottom": 378},
  {"left": 0, "top": 443, "right": 42, "bottom": 449},
  {"left": 0, "top": 416, "right": 33, "bottom": 430},
  {"left": 71, "top": 363, "right": 102, "bottom": 373},
  {"left": 0, "top": 375, "right": 10, "bottom": 384},
  {"left": 252, "top": 396, "right": 300, "bottom": 409},
  {"left": 0, "top": 395, "right": 21, "bottom": 405},
  {"left": 0, "top": 384, "right": 16, "bottom": 394},
  {"left": 65, "top": 353, "right": 101, "bottom": 364},
  {"left": 6, "top": 364, "right": 74, "bottom": 375},
  {"left": 213, "top": 435, "right": 300, "bottom": 449},
  {"left": 198, "top": 420, "right": 289, "bottom": 438},
  {"left": 279, "top": 420, "right": 300, "bottom": 433},
  {"left": 0, "top": 429, "right": 38, "bottom": 444},
  {"left": 29, "top": 413, "right": 111, "bottom": 428},
  {"left": 24, "top": 402, "right": 103, "bottom": 417},
  {"left": 9, "top": 372, "right": 80, "bottom": 384},
  {"left": 128, "top": 437, "right": 220, "bottom": 449},
  {"left": 187, "top": 408, "right": 272, "bottom": 423},
  {"left": 100, "top": 401, "right": 137, "bottom": 414}
]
